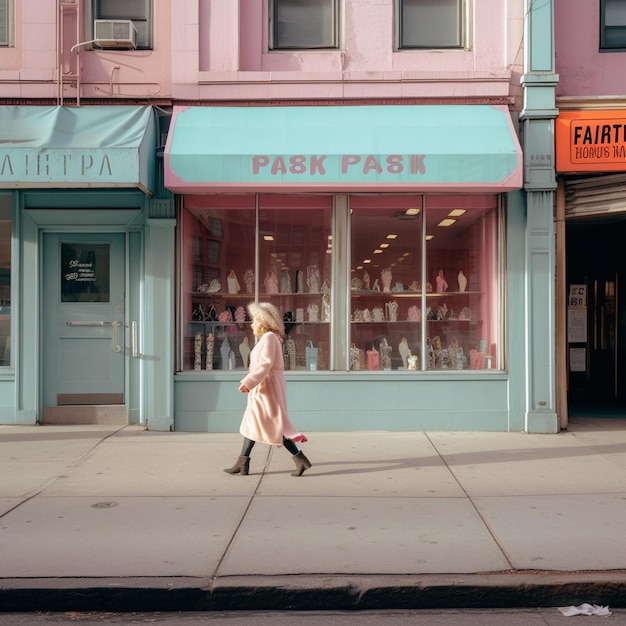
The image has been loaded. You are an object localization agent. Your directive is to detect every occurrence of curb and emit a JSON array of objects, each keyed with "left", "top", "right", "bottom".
[{"left": 2, "top": 572, "right": 626, "bottom": 612}]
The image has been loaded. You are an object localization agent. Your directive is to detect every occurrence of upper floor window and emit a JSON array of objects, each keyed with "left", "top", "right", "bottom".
[
  {"left": 270, "top": 0, "right": 339, "bottom": 50},
  {"left": 89, "top": 0, "right": 152, "bottom": 50},
  {"left": 601, "top": 0, "right": 626, "bottom": 50},
  {"left": 397, "top": 0, "right": 464, "bottom": 49},
  {"left": 0, "top": 0, "right": 13, "bottom": 47}
]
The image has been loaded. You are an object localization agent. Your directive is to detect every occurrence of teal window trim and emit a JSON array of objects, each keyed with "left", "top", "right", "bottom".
[{"left": 0, "top": 194, "right": 12, "bottom": 368}]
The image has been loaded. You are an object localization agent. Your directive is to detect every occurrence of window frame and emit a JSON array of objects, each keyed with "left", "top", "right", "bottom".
[
  {"left": 270, "top": 0, "right": 339, "bottom": 51},
  {"left": 600, "top": 0, "right": 626, "bottom": 51},
  {"left": 0, "top": 0, "right": 14, "bottom": 48},
  {"left": 86, "top": 0, "right": 153, "bottom": 50},
  {"left": 396, "top": 0, "right": 465, "bottom": 51},
  {"left": 177, "top": 193, "right": 505, "bottom": 374},
  {"left": 0, "top": 195, "right": 12, "bottom": 368}
]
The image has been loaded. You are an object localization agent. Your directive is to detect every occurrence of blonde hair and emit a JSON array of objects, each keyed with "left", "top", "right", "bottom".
[{"left": 247, "top": 302, "right": 285, "bottom": 338}]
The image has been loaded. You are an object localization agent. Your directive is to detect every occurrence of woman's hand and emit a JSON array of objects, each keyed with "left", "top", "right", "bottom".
[{"left": 239, "top": 384, "right": 249, "bottom": 393}]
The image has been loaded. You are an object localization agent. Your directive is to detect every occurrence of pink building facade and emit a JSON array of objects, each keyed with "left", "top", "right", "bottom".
[
  {"left": 0, "top": 1, "right": 560, "bottom": 434},
  {"left": 171, "top": 0, "right": 522, "bottom": 102}
]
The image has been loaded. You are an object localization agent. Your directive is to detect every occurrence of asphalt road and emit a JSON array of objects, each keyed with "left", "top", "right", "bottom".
[{"left": 1, "top": 609, "right": 626, "bottom": 625}]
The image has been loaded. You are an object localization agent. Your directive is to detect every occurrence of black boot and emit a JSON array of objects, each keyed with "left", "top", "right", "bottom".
[
  {"left": 223, "top": 455, "right": 250, "bottom": 475},
  {"left": 291, "top": 451, "right": 312, "bottom": 476}
]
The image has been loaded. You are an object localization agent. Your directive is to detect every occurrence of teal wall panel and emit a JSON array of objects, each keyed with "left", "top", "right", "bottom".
[{"left": 174, "top": 375, "right": 512, "bottom": 433}]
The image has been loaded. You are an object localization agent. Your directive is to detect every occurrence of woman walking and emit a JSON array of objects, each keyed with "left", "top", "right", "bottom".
[{"left": 224, "top": 302, "right": 312, "bottom": 477}]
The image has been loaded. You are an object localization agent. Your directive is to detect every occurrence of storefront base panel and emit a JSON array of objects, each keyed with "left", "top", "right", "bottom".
[
  {"left": 0, "top": 379, "right": 16, "bottom": 423},
  {"left": 174, "top": 374, "right": 515, "bottom": 433},
  {"left": 525, "top": 411, "right": 559, "bottom": 434}
]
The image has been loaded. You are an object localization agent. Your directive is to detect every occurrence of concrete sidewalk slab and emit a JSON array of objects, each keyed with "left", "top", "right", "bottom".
[
  {"left": 217, "top": 495, "right": 511, "bottom": 576},
  {"left": 256, "top": 434, "right": 464, "bottom": 498},
  {"left": 474, "top": 492, "right": 626, "bottom": 571},
  {"left": 428, "top": 430, "right": 626, "bottom": 496},
  {"left": 43, "top": 437, "right": 260, "bottom": 497},
  {"left": 3, "top": 419, "right": 626, "bottom": 611},
  {"left": 0, "top": 495, "right": 250, "bottom": 578}
]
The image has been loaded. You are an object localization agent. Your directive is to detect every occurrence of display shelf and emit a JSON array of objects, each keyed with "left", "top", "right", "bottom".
[
  {"left": 350, "top": 290, "right": 481, "bottom": 297},
  {"left": 349, "top": 285, "right": 484, "bottom": 371},
  {"left": 190, "top": 291, "right": 328, "bottom": 298}
]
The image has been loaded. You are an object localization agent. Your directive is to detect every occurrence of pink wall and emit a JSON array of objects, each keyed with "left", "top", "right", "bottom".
[
  {"left": 172, "top": 0, "right": 524, "bottom": 106},
  {"left": 0, "top": 0, "right": 172, "bottom": 101},
  {"left": 1, "top": 1, "right": 523, "bottom": 105},
  {"left": 555, "top": 0, "right": 626, "bottom": 98}
]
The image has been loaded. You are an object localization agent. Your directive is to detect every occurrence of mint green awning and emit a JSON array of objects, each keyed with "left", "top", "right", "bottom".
[
  {"left": 165, "top": 104, "right": 522, "bottom": 193},
  {"left": 0, "top": 106, "right": 156, "bottom": 193}
]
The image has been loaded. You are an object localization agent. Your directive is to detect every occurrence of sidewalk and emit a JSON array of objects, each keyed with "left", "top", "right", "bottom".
[{"left": 2, "top": 418, "right": 626, "bottom": 612}]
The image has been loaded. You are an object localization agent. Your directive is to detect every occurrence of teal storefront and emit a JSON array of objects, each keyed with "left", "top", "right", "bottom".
[
  {"left": 164, "top": 104, "right": 555, "bottom": 433},
  {"left": 0, "top": 105, "right": 174, "bottom": 430}
]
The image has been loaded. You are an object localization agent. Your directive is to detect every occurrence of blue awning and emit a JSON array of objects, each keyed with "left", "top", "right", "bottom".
[
  {"left": 165, "top": 104, "right": 522, "bottom": 193},
  {"left": 0, "top": 106, "right": 156, "bottom": 193}
]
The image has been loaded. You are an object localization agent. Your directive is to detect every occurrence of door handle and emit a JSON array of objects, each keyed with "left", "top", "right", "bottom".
[
  {"left": 111, "top": 320, "right": 123, "bottom": 353},
  {"left": 131, "top": 321, "right": 138, "bottom": 358},
  {"left": 66, "top": 320, "right": 124, "bottom": 353}
]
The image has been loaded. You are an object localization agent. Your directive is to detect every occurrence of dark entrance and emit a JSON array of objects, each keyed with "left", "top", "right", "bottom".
[{"left": 567, "top": 216, "right": 626, "bottom": 417}]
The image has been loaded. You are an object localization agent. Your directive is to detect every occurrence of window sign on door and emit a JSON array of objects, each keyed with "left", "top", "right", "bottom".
[{"left": 61, "top": 243, "right": 110, "bottom": 302}]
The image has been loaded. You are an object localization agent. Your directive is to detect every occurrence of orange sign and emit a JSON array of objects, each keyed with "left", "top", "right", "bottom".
[{"left": 555, "top": 110, "right": 626, "bottom": 173}]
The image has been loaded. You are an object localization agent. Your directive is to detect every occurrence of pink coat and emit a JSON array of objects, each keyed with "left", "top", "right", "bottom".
[{"left": 239, "top": 331, "right": 305, "bottom": 446}]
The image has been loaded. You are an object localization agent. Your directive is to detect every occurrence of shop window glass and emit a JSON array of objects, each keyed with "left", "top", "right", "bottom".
[
  {"left": 398, "top": 0, "right": 464, "bottom": 49},
  {"left": 271, "top": 0, "right": 338, "bottom": 49},
  {"left": 180, "top": 195, "right": 333, "bottom": 372},
  {"left": 0, "top": 199, "right": 11, "bottom": 367},
  {"left": 350, "top": 195, "right": 500, "bottom": 372},
  {"left": 601, "top": 0, "right": 626, "bottom": 50},
  {"left": 90, "top": 0, "right": 152, "bottom": 49}
]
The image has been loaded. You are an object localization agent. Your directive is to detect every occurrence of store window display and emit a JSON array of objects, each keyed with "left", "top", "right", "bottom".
[
  {"left": 349, "top": 195, "right": 501, "bottom": 372},
  {"left": 180, "top": 195, "right": 332, "bottom": 372},
  {"left": 179, "top": 193, "right": 502, "bottom": 374}
]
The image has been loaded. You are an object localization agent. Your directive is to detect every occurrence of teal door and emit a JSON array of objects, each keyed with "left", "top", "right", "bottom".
[{"left": 42, "top": 233, "right": 126, "bottom": 414}]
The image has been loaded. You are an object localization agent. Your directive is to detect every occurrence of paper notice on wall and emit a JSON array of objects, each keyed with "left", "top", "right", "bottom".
[
  {"left": 567, "top": 308, "right": 587, "bottom": 343},
  {"left": 568, "top": 285, "right": 586, "bottom": 308},
  {"left": 569, "top": 347, "right": 586, "bottom": 372},
  {"left": 567, "top": 285, "right": 587, "bottom": 343}
]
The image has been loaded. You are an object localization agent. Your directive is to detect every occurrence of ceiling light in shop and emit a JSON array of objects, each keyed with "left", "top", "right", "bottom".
[
  {"left": 405, "top": 208, "right": 420, "bottom": 216},
  {"left": 426, "top": 235, "right": 434, "bottom": 240},
  {"left": 363, "top": 259, "right": 372, "bottom": 264},
  {"left": 448, "top": 209, "right": 466, "bottom": 217},
  {"left": 374, "top": 249, "right": 383, "bottom": 254},
  {"left": 386, "top": 234, "right": 398, "bottom": 239},
  {"left": 380, "top": 243, "right": 390, "bottom": 248},
  {"left": 437, "top": 219, "right": 456, "bottom": 227},
  {"left": 263, "top": 235, "right": 274, "bottom": 241}
]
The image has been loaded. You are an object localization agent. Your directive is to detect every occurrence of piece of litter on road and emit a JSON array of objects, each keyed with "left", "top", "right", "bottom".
[{"left": 558, "top": 603, "right": 612, "bottom": 617}]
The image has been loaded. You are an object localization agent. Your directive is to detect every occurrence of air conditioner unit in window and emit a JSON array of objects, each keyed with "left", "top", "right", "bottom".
[{"left": 93, "top": 19, "right": 138, "bottom": 50}]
